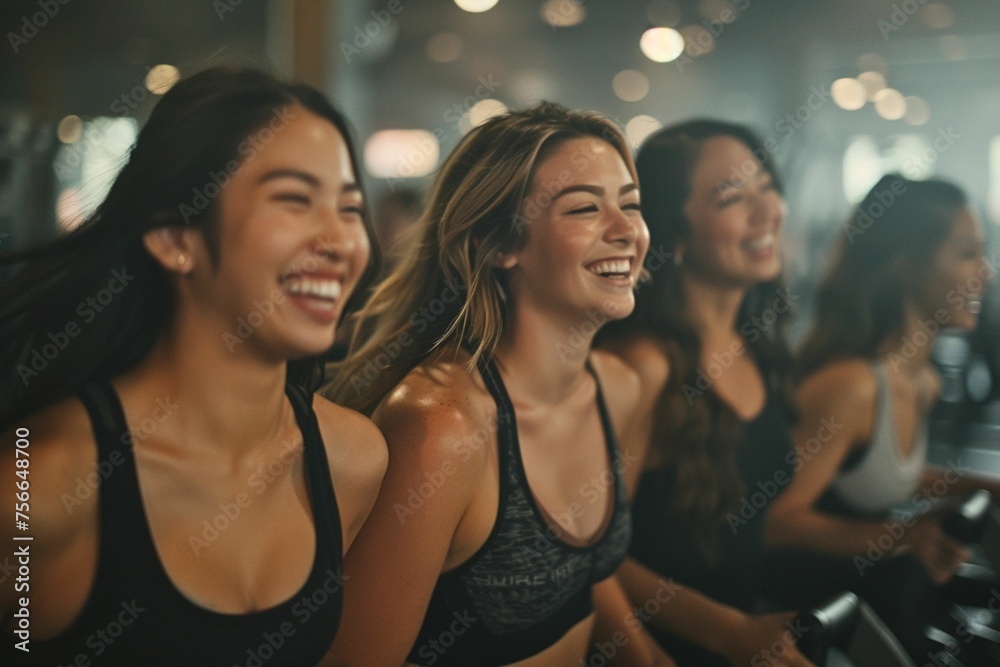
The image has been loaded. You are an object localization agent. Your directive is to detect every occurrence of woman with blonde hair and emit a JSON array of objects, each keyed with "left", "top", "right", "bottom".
[{"left": 325, "top": 102, "right": 673, "bottom": 665}]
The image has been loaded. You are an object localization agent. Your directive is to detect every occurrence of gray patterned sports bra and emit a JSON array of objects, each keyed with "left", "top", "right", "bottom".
[{"left": 406, "top": 355, "right": 632, "bottom": 666}]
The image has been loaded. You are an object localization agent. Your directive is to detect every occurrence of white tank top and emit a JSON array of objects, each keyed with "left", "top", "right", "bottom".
[{"left": 831, "top": 360, "right": 927, "bottom": 514}]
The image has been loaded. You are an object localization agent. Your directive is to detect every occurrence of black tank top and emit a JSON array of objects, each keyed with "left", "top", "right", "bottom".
[
  {"left": 406, "top": 356, "right": 632, "bottom": 666},
  {"left": 8, "top": 379, "right": 343, "bottom": 666},
  {"left": 629, "top": 377, "right": 795, "bottom": 666}
]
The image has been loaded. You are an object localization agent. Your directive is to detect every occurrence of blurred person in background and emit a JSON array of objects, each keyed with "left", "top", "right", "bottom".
[
  {"left": 766, "top": 174, "right": 1000, "bottom": 610},
  {"left": 599, "top": 120, "right": 814, "bottom": 667}
]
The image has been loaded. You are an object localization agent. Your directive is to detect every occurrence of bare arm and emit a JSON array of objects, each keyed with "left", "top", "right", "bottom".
[
  {"left": 591, "top": 575, "right": 676, "bottom": 666},
  {"left": 617, "top": 558, "right": 814, "bottom": 667},
  {"left": 765, "top": 362, "right": 893, "bottom": 555},
  {"left": 325, "top": 383, "right": 485, "bottom": 667},
  {"left": 2, "top": 400, "right": 101, "bottom": 636},
  {"left": 766, "top": 362, "right": 967, "bottom": 583}
]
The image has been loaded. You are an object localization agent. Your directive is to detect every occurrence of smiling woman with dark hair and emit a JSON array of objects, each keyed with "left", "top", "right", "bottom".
[
  {"left": 600, "top": 119, "right": 812, "bottom": 667},
  {"left": 1, "top": 67, "right": 387, "bottom": 665},
  {"left": 766, "top": 174, "right": 1000, "bottom": 607}
]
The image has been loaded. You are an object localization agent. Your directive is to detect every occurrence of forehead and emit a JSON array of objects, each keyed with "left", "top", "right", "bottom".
[
  {"left": 237, "top": 107, "right": 354, "bottom": 180},
  {"left": 946, "top": 206, "right": 983, "bottom": 242},
  {"left": 689, "top": 135, "right": 762, "bottom": 188},
  {"left": 531, "top": 136, "right": 631, "bottom": 187}
]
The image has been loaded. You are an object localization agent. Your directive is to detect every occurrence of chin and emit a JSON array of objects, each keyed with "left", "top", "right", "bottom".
[{"left": 596, "top": 293, "right": 636, "bottom": 321}]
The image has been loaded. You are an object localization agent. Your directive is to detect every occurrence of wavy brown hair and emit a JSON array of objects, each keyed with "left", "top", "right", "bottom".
[
  {"left": 602, "top": 120, "right": 795, "bottom": 553},
  {"left": 323, "top": 102, "right": 635, "bottom": 415},
  {"left": 797, "top": 174, "right": 968, "bottom": 381}
]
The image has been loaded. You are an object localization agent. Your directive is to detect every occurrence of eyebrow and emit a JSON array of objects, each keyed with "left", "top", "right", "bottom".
[
  {"left": 716, "top": 171, "right": 770, "bottom": 190},
  {"left": 257, "top": 169, "right": 363, "bottom": 195},
  {"left": 551, "top": 183, "right": 638, "bottom": 201}
]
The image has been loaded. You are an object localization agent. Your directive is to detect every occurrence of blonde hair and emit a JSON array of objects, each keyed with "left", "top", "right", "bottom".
[{"left": 323, "top": 102, "right": 636, "bottom": 414}]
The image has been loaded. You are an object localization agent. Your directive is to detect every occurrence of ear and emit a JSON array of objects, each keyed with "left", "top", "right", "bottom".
[
  {"left": 494, "top": 251, "right": 518, "bottom": 270},
  {"left": 142, "top": 227, "right": 200, "bottom": 274}
]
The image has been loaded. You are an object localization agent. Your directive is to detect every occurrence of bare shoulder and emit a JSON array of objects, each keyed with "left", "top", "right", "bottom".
[
  {"left": 588, "top": 348, "right": 642, "bottom": 418},
  {"left": 311, "top": 396, "right": 388, "bottom": 488},
  {"left": 372, "top": 356, "right": 495, "bottom": 473},
  {"left": 598, "top": 333, "right": 670, "bottom": 397},
  {"left": 796, "top": 358, "right": 877, "bottom": 438},
  {"left": 311, "top": 396, "right": 387, "bottom": 550},
  {"left": 2, "top": 396, "right": 99, "bottom": 559},
  {"left": 798, "top": 358, "right": 876, "bottom": 406}
]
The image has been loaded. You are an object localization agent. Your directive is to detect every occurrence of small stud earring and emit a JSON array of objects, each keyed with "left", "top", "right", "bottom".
[{"left": 178, "top": 255, "right": 187, "bottom": 266}]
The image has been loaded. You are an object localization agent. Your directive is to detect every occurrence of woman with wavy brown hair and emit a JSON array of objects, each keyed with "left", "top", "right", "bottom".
[
  {"left": 323, "top": 102, "right": 677, "bottom": 666},
  {"left": 600, "top": 120, "right": 813, "bottom": 667}
]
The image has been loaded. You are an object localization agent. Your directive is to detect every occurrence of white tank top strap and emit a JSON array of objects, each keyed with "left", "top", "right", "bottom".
[{"left": 831, "top": 359, "right": 927, "bottom": 514}]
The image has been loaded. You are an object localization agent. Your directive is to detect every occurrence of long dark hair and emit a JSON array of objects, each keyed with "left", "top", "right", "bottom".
[
  {"left": 0, "top": 66, "right": 379, "bottom": 429},
  {"left": 797, "top": 174, "right": 967, "bottom": 380},
  {"left": 602, "top": 119, "right": 794, "bottom": 552}
]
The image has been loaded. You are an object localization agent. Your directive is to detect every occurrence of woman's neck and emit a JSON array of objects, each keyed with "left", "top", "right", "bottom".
[
  {"left": 879, "top": 303, "right": 937, "bottom": 376},
  {"left": 120, "top": 306, "right": 293, "bottom": 455},
  {"left": 493, "top": 302, "right": 594, "bottom": 406},
  {"left": 680, "top": 272, "right": 748, "bottom": 345}
]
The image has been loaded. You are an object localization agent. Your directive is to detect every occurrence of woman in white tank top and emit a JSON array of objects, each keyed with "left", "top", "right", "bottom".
[{"left": 768, "top": 174, "right": 1000, "bottom": 589}]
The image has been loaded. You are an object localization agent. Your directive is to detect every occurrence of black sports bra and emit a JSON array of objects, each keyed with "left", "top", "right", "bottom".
[
  {"left": 406, "top": 355, "right": 632, "bottom": 666},
  {"left": 7, "top": 379, "right": 343, "bottom": 666}
]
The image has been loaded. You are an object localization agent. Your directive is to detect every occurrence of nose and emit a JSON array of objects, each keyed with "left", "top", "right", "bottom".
[
  {"left": 606, "top": 206, "right": 641, "bottom": 246},
  {"left": 312, "top": 203, "right": 368, "bottom": 263},
  {"left": 750, "top": 188, "right": 784, "bottom": 229}
]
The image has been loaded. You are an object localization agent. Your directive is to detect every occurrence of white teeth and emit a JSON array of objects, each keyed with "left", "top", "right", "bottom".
[
  {"left": 745, "top": 233, "right": 775, "bottom": 251},
  {"left": 588, "top": 259, "right": 631, "bottom": 276},
  {"left": 967, "top": 299, "right": 981, "bottom": 315},
  {"left": 283, "top": 277, "right": 342, "bottom": 300}
]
